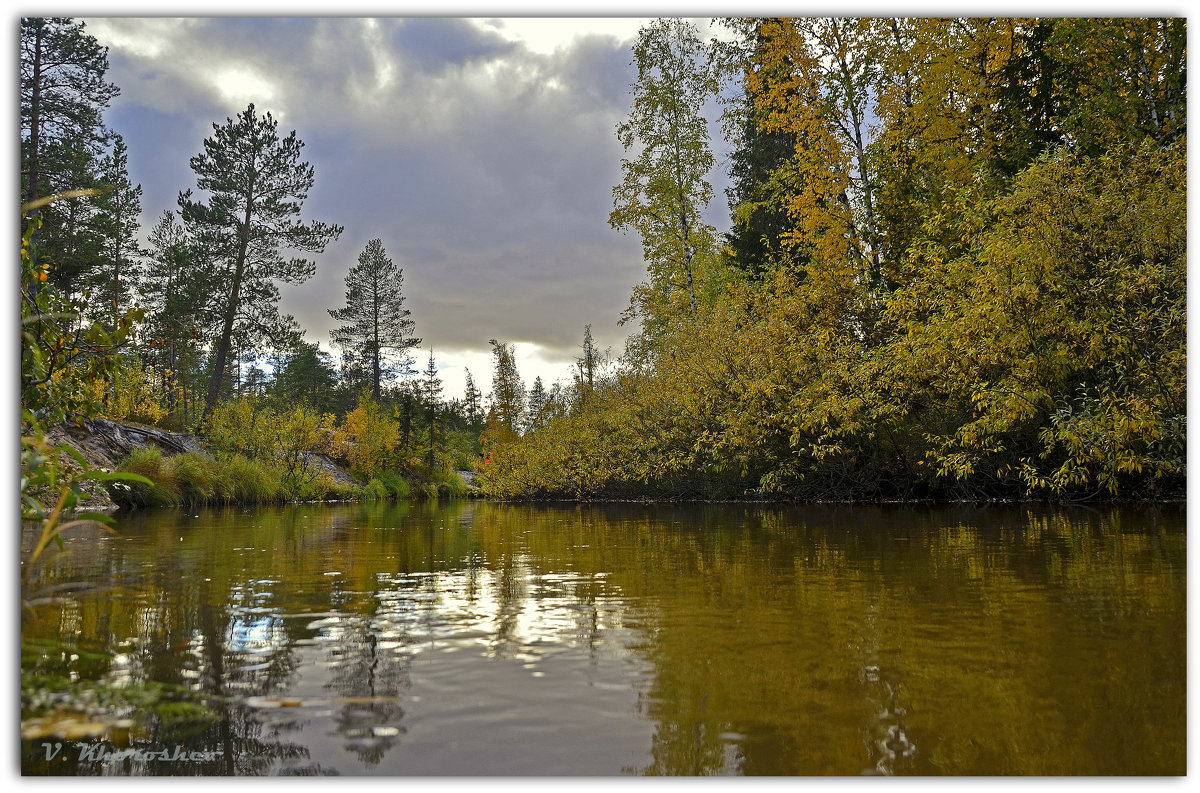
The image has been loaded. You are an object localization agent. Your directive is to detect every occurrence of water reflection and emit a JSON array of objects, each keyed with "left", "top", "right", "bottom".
[{"left": 21, "top": 501, "right": 1185, "bottom": 775}]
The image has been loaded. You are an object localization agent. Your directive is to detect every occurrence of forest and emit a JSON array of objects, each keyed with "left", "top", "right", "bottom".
[
  {"left": 483, "top": 17, "right": 1186, "bottom": 502},
  {"left": 20, "top": 17, "right": 1186, "bottom": 516}
]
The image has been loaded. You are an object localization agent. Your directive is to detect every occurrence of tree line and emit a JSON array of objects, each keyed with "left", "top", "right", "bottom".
[
  {"left": 481, "top": 17, "right": 1186, "bottom": 502},
  {"left": 19, "top": 17, "right": 509, "bottom": 495},
  {"left": 19, "top": 17, "right": 1186, "bottom": 504}
]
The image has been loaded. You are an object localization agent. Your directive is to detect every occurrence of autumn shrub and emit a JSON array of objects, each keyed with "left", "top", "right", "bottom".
[
  {"left": 885, "top": 141, "right": 1186, "bottom": 498},
  {"left": 95, "top": 355, "right": 169, "bottom": 426},
  {"left": 274, "top": 404, "right": 337, "bottom": 491},
  {"left": 333, "top": 393, "right": 400, "bottom": 479},
  {"left": 205, "top": 398, "right": 338, "bottom": 499},
  {"left": 204, "top": 399, "right": 274, "bottom": 460}
]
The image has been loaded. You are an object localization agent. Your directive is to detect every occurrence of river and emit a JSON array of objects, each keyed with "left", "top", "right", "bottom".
[{"left": 20, "top": 500, "right": 1185, "bottom": 775}]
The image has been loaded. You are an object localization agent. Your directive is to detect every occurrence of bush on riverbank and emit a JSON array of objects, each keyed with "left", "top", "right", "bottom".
[{"left": 413, "top": 469, "right": 469, "bottom": 500}]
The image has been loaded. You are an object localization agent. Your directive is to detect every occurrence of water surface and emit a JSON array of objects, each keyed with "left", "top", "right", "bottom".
[{"left": 21, "top": 501, "right": 1185, "bottom": 775}]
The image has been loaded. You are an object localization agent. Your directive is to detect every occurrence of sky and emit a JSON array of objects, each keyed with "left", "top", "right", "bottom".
[{"left": 72, "top": 13, "right": 737, "bottom": 401}]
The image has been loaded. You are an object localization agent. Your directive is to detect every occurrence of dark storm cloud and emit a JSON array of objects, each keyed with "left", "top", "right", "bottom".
[
  {"left": 554, "top": 33, "right": 638, "bottom": 109},
  {"left": 387, "top": 17, "right": 517, "bottom": 73}
]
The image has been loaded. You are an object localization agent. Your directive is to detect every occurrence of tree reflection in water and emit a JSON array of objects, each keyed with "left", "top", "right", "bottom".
[{"left": 20, "top": 501, "right": 1186, "bottom": 776}]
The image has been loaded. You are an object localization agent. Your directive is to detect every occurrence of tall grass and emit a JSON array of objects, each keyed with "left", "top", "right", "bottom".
[
  {"left": 413, "top": 469, "right": 469, "bottom": 500},
  {"left": 111, "top": 447, "right": 360, "bottom": 509},
  {"left": 377, "top": 470, "right": 411, "bottom": 499},
  {"left": 363, "top": 478, "right": 389, "bottom": 501}
]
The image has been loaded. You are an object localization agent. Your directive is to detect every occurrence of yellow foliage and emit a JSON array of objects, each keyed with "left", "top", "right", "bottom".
[
  {"left": 95, "top": 356, "right": 169, "bottom": 426},
  {"left": 334, "top": 393, "right": 399, "bottom": 479}
]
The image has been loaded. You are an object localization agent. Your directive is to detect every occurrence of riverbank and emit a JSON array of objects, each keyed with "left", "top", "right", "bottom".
[{"left": 41, "top": 417, "right": 479, "bottom": 511}]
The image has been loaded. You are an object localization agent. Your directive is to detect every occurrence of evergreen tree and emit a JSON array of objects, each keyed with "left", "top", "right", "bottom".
[
  {"left": 396, "top": 378, "right": 420, "bottom": 458},
  {"left": 20, "top": 17, "right": 119, "bottom": 287},
  {"left": 422, "top": 349, "right": 444, "bottom": 473},
  {"left": 463, "top": 368, "right": 484, "bottom": 428},
  {"left": 574, "top": 324, "right": 600, "bottom": 400},
  {"left": 488, "top": 339, "right": 526, "bottom": 435},
  {"left": 328, "top": 237, "right": 420, "bottom": 401},
  {"left": 141, "top": 210, "right": 203, "bottom": 422},
  {"left": 90, "top": 135, "right": 144, "bottom": 327},
  {"left": 272, "top": 341, "right": 339, "bottom": 413},
  {"left": 526, "top": 376, "right": 548, "bottom": 433},
  {"left": 721, "top": 20, "right": 800, "bottom": 278},
  {"left": 179, "top": 103, "right": 342, "bottom": 426}
]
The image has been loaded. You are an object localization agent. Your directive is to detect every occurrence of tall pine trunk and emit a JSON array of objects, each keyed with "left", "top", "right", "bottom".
[{"left": 200, "top": 197, "right": 253, "bottom": 428}]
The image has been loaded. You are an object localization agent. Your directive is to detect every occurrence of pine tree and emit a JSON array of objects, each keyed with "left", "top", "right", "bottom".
[
  {"left": 328, "top": 237, "right": 420, "bottom": 401},
  {"left": 179, "top": 103, "right": 342, "bottom": 426},
  {"left": 20, "top": 17, "right": 119, "bottom": 287}
]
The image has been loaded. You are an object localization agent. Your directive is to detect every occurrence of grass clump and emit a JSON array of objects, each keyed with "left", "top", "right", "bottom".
[
  {"left": 363, "top": 478, "right": 389, "bottom": 501},
  {"left": 171, "top": 452, "right": 227, "bottom": 507},
  {"left": 115, "top": 447, "right": 179, "bottom": 508},
  {"left": 221, "top": 453, "right": 284, "bottom": 503},
  {"left": 378, "top": 470, "right": 411, "bottom": 499}
]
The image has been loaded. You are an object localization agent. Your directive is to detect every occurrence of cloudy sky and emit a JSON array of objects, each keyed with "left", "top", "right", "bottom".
[{"left": 76, "top": 14, "right": 736, "bottom": 399}]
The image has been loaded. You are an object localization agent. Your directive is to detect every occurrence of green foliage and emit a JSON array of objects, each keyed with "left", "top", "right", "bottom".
[
  {"left": 363, "top": 478, "right": 389, "bottom": 501},
  {"left": 611, "top": 18, "right": 720, "bottom": 325},
  {"left": 21, "top": 17, "right": 121, "bottom": 291},
  {"left": 328, "top": 238, "right": 420, "bottom": 401},
  {"left": 179, "top": 102, "right": 342, "bottom": 422},
  {"left": 21, "top": 215, "right": 144, "bottom": 426},
  {"left": 20, "top": 200, "right": 151, "bottom": 603},
  {"left": 377, "top": 470, "right": 411, "bottom": 500}
]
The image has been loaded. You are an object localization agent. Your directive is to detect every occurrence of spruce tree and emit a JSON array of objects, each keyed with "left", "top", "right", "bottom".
[
  {"left": 328, "top": 238, "right": 420, "bottom": 401},
  {"left": 526, "top": 376, "right": 547, "bottom": 433},
  {"left": 90, "top": 135, "right": 144, "bottom": 327},
  {"left": 463, "top": 368, "right": 484, "bottom": 428},
  {"left": 488, "top": 339, "right": 526, "bottom": 435},
  {"left": 422, "top": 349, "right": 443, "bottom": 473}
]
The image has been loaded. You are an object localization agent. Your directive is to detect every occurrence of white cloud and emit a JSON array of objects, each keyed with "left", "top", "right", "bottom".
[
  {"left": 212, "top": 65, "right": 277, "bottom": 107},
  {"left": 474, "top": 18, "right": 646, "bottom": 56}
]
